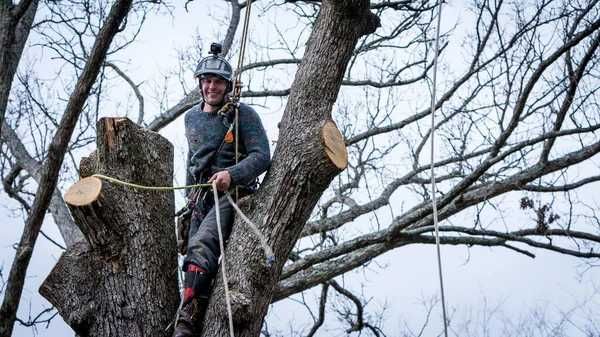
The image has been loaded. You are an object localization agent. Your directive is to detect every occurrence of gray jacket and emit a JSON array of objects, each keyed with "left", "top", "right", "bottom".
[{"left": 185, "top": 102, "right": 270, "bottom": 194}]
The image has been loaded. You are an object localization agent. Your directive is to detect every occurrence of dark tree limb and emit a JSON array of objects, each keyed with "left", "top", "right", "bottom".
[
  {"left": 2, "top": 165, "right": 30, "bottom": 211},
  {"left": 222, "top": 0, "right": 241, "bottom": 57},
  {"left": 147, "top": 90, "right": 200, "bottom": 131},
  {"left": 329, "top": 280, "right": 365, "bottom": 333},
  {"left": 305, "top": 283, "right": 328, "bottom": 337},
  {"left": 0, "top": 1, "right": 134, "bottom": 335}
]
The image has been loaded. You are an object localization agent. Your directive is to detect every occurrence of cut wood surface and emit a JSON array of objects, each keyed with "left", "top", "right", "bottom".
[
  {"left": 64, "top": 176, "right": 102, "bottom": 206},
  {"left": 322, "top": 120, "right": 348, "bottom": 170}
]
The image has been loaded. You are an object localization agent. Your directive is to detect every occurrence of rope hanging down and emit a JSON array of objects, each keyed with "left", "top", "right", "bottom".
[
  {"left": 429, "top": 1, "right": 449, "bottom": 337},
  {"left": 213, "top": 181, "right": 235, "bottom": 337},
  {"left": 231, "top": 0, "right": 253, "bottom": 203}
]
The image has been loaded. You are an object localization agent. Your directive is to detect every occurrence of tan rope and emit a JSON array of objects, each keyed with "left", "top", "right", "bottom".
[
  {"left": 231, "top": 0, "right": 253, "bottom": 202},
  {"left": 92, "top": 174, "right": 212, "bottom": 191}
]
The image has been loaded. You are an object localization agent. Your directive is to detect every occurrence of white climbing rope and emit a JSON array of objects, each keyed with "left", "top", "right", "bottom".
[
  {"left": 429, "top": 1, "right": 449, "bottom": 337},
  {"left": 213, "top": 181, "right": 236, "bottom": 337},
  {"left": 211, "top": 187, "right": 277, "bottom": 337},
  {"left": 226, "top": 193, "right": 275, "bottom": 266}
]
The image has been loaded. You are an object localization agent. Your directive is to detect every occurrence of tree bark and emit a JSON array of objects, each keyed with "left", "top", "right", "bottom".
[
  {"left": 40, "top": 117, "right": 179, "bottom": 337},
  {"left": 201, "top": 1, "right": 378, "bottom": 337}
]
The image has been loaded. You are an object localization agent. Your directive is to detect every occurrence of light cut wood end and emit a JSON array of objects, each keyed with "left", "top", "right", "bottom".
[
  {"left": 321, "top": 120, "right": 348, "bottom": 170},
  {"left": 65, "top": 177, "right": 103, "bottom": 207}
]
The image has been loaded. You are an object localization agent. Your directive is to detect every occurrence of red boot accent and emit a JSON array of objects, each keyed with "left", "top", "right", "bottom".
[
  {"left": 182, "top": 264, "right": 206, "bottom": 304},
  {"left": 187, "top": 264, "right": 204, "bottom": 273}
]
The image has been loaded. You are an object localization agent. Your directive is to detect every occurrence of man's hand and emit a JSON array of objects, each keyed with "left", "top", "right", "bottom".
[{"left": 209, "top": 170, "right": 232, "bottom": 192}]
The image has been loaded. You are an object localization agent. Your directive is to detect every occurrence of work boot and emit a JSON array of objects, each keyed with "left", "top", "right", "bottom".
[
  {"left": 172, "top": 299, "right": 208, "bottom": 337},
  {"left": 182, "top": 264, "right": 210, "bottom": 304},
  {"left": 172, "top": 264, "right": 211, "bottom": 337}
]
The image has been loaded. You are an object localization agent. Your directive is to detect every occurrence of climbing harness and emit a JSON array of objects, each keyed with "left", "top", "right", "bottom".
[{"left": 429, "top": 1, "right": 449, "bottom": 337}]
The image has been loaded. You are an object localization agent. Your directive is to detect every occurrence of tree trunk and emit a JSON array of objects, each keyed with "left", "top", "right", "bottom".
[
  {"left": 0, "top": 0, "right": 39, "bottom": 135},
  {"left": 39, "top": 118, "right": 179, "bottom": 337},
  {"left": 201, "top": 1, "right": 379, "bottom": 337}
]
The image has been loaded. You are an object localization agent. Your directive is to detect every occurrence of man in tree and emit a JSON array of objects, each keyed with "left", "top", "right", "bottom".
[{"left": 173, "top": 43, "right": 271, "bottom": 337}]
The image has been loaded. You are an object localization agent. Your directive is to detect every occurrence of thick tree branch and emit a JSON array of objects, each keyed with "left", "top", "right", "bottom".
[
  {"left": 305, "top": 123, "right": 600, "bottom": 236},
  {"left": 222, "top": 0, "right": 241, "bottom": 57},
  {"left": 146, "top": 90, "right": 200, "bottom": 131}
]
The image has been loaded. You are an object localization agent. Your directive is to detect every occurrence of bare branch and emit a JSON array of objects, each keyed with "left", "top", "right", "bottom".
[
  {"left": 523, "top": 176, "right": 600, "bottom": 192},
  {"left": 305, "top": 283, "right": 328, "bottom": 337},
  {"left": 2, "top": 165, "right": 31, "bottom": 211},
  {"left": 15, "top": 307, "right": 58, "bottom": 328},
  {"left": 146, "top": 90, "right": 200, "bottom": 131},
  {"left": 329, "top": 280, "right": 365, "bottom": 333},
  {"left": 240, "top": 58, "right": 302, "bottom": 72},
  {"left": 1, "top": 121, "right": 83, "bottom": 246},
  {"left": 540, "top": 32, "right": 600, "bottom": 162},
  {"left": 105, "top": 61, "right": 145, "bottom": 125}
]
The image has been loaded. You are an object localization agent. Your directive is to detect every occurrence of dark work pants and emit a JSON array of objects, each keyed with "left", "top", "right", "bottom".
[{"left": 184, "top": 194, "right": 235, "bottom": 275}]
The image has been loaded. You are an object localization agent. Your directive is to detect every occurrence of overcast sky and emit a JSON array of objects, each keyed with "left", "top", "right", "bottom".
[{"left": 2, "top": 1, "right": 600, "bottom": 336}]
